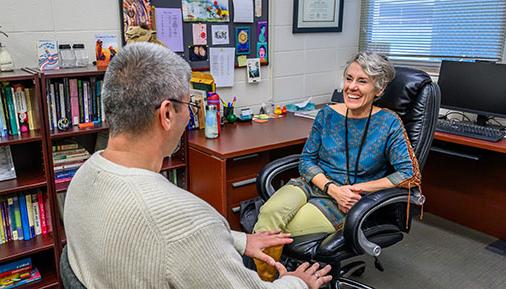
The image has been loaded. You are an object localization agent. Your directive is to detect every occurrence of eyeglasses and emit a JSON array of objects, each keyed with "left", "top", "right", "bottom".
[{"left": 156, "top": 99, "right": 200, "bottom": 113}]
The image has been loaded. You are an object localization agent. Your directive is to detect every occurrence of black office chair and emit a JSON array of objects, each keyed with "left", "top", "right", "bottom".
[
  {"left": 255, "top": 67, "right": 440, "bottom": 289},
  {"left": 60, "top": 246, "right": 87, "bottom": 289}
]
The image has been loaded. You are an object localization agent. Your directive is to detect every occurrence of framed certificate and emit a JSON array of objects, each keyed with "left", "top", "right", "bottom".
[{"left": 293, "top": 0, "right": 344, "bottom": 33}]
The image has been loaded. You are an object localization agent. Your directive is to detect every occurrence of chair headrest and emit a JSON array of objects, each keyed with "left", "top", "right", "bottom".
[{"left": 375, "top": 66, "right": 432, "bottom": 115}]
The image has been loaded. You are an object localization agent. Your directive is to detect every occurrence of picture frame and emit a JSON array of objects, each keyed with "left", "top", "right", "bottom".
[
  {"left": 293, "top": 0, "right": 344, "bottom": 33},
  {"left": 247, "top": 58, "right": 261, "bottom": 83},
  {"left": 119, "top": 0, "right": 153, "bottom": 44}
]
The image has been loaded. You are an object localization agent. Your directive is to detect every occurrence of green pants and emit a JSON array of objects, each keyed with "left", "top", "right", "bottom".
[{"left": 253, "top": 185, "right": 336, "bottom": 237}]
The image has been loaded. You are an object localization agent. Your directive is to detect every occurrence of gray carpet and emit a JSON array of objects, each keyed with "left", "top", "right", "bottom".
[{"left": 343, "top": 213, "right": 506, "bottom": 289}]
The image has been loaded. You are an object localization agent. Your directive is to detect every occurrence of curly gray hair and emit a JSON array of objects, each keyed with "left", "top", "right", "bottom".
[
  {"left": 344, "top": 51, "right": 395, "bottom": 97},
  {"left": 102, "top": 42, "right": 191, "bottom": 136}
]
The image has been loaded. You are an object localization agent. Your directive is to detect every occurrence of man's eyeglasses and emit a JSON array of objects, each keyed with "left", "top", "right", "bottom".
[{"left": 156, "top": 99, "right": 200, "bottom": 113}]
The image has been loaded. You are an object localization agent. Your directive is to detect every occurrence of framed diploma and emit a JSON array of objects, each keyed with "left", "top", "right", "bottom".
[{"left": 293, "top": 0, "right": 344, "bottom": 33}]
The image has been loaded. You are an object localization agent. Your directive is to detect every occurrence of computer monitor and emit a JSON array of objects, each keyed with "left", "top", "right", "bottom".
[{"left": 438, "top": 60, "right": 506, "bottom": 125}]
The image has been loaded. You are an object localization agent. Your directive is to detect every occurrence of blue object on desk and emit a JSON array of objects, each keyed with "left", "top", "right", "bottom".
[
  {"left": 286, "top": 102, "right": 316, "bottom": 112},
  {"left": 238, "top": 108, "right": 253, "bottom": 121}
]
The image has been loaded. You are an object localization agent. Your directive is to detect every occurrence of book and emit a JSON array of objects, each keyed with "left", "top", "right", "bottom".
[
  {"left": 0, "top": 258, "right": 31, "bottom": 275},
  {"left": 25, "top": 195, "right": 35, "bottom": 238},
  {"left": 12, "top": 84, "right": 29, "bottom": 134},
  {"left": 0, "top": 267, "right": 41, "bottom": 289},
  {"left": 0, "top": 146, "right": 16, "bottom": 182},
  {"left": 18, "top": 195, "right": 30, "bottom": 240},
  {"left": 31, "top": 194, "right": 41, "bottom": 236},
  {"left": 23, "top": 88, "right": 39, "bottom": 131},
  {"left": 37, "top": 40, "right": 59, "bottom": 71},
  {"left": 7, "top": 198, "right": 17, "bottom": 241},
  {"left": 95, "top": 34, "right": 118, "bottom": 68},
  {"left": 294, "top": 109, "right": 320, "bottom": 120},
  {"left": 3, "top": 87, "right": 18, "bottom": 135},
  {"left": 37, "top": 192, "right": 47, "bottom": 235},
  {"left": 69, "top": 79, "right": 79, "bottom": 125}
]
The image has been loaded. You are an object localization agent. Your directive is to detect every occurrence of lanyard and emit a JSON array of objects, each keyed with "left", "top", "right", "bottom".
[{"left": 345, "top": 106, "right": 373, "bottom": 185}]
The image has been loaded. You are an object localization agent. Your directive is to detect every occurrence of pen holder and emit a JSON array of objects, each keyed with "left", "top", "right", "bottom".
[{"left": 224, "top": 106, "right": 237, "bottom": 123}]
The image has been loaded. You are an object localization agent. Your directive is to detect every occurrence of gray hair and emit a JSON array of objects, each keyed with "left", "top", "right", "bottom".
[
  {"left": 344, "top": 51, "right": 395, "bottom": 96},
  {"left": 102, "top": 42, "right": 191, "bottom": 136}
]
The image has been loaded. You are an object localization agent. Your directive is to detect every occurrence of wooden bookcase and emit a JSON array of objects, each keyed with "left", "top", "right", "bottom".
[
  {"left": 0, "top": 70, "right": 59, "bottom": 289},
  {"left": 0, "top": 67, "right": 189, "bottom": 288}
]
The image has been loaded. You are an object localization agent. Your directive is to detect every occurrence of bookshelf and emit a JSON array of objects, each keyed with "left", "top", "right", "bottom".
[
  {"left": 37, "top": 66, "right": 189, "bottom": 286},
  {"left": 0, "top": 69, "right": 58, "bottom": 289}
]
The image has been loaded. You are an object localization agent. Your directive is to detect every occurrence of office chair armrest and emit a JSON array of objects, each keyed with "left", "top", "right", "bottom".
[
  {"left": 256, "top": 154, "right": 300, "bottom": 200},
  {"left": 343, "top": 187, "right": 424, "bottom": 256}
]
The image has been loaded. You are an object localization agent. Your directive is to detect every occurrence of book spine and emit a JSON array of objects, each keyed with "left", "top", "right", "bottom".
[
  {"left": 58, "top": 82, "right": 66, "bottom": 119},
  {"left": 25, "top": 194, "right": 35, "bottom": 238},
  {"left": 0, "top": 257, "right": 31, "bottom": 274},
  {"left": 13, "top": 84, "right": 29, "bottom": 133},
  {"left": 10, "top": 87, "right": 21, "bottom": 135},
  {"left": 24, "top": 88, "right": 36, "bottom": 131},
  {"left": 18, "top": 195, "right": 31, "bottom": 240},
  {"left": 78, "top": 80, "right": 84, "bottom": 123},
  {"left": 45, "top": 81, "right": 52, "bottom": 130},
  {"left": 53, "top": 143, "right": 79, "bottom": 152},
  {"left": 37, "top": 192, "right": 47, "bottom": 235},
  {"left": 96, "top": 79, "right": 102, "bottom": 122},
  {"left": 0, "top": 88, "right": 7, "bottom": 137},
  {"left": 0, "top": 203, "right": 5, "bottom": 244},
  {"left": 4, "top": 87, "right": 19, "bottom": 135},
  {"left": 69, "top": 79, "right": 79, "bottom": 125},
  {"left": 31, "top": 194, "right": 41, "bottom": 236},
  {"left": 0, "top": 265, "right": 32, "bottom": 279},
  {"left": 1, "top": 201, "right": 11, "bottom": 242},
  {"left": 83, "top": 81, "right": 90, "bottom": 123},
  {"left": 63, "top": 78, "right": 72, "bottom": 122},
  {"left": 49, "top": 83, "right": 58, "bottom": 130},
  {"left": 43, "top": 193, "right": 52, "bottom": 233},
  {"left": 12, "top": 196, "right": 23, "bottom": 240},
  {"left": 7, "top": 198, "right": 17, "bottom": 241}
]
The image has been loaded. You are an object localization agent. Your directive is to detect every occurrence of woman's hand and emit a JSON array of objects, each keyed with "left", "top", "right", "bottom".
[
  {"left": 327, "top": 184, "right": 362, "bottom": 213},
  {"left": 276, "top": 262, "right": 332, "bottom": 289}
]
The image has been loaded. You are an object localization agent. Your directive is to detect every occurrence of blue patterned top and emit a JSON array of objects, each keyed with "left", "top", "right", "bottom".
[{"left": 288, "top": 105, "right": 421, "bottom": 228}]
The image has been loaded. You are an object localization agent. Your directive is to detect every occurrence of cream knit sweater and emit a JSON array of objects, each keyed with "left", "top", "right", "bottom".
[{"left": 64, "top": 152, "right": 307, "bottom": 289}]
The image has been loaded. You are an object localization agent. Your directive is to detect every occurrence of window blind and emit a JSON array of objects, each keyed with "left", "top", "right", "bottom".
[{"left": 360, "top": 0, "right": 506, "bottom": 68}]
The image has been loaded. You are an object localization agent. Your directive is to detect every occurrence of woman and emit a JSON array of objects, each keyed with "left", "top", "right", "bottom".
[{"left": 253, "top": 51, "right": 421, "bottom": 281}]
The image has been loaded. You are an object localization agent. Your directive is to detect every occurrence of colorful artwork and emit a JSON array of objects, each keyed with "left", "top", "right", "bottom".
[
  {"left": 122, "top": 0, "right": 152, "bottom": 42},
  {"left": 37, "top": 40, "right": 59, "bottom": 71},
  {"left": 189, "top": 45, "right": 208, "bottom": 61},
  {"left": 235, "top": 27, "right": 250, "bottom": 55},
  {"left": 257, "top": 21, "right": 268, "bottom": 63},
  {"left": 182, "top": 0, "right": 230, "bottom": 22},
  {"left": 95, "top": 35, "right": 119, "bottom": 68}
]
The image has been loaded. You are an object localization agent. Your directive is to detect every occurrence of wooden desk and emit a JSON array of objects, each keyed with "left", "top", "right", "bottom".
[
  {"left": 188, "top": 115, "right": 313, "bottom": 229},
  {"left": 424, "top": 132, "right": 506, "bottom": 239}
]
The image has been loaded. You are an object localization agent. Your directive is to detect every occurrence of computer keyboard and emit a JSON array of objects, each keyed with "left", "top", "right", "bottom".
[{"left": 436, "top": 119, "right": 506, "bottom": 142}]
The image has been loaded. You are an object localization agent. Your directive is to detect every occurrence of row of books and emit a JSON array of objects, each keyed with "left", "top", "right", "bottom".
[
  {"left": 53, "top": 143, "right": 90, "bottom": 183},
  {"left": 46, "top": 77, "right": 105, "bottom": 131},
  {"left": 0, "top": 258, "right": 41, "bottom": 289},
  {"left": 162, "top": 169, "right": 179, "bottom": 187},
  {"left": 0, "top": 84, "right": 39, "bottom": 137},
  {"left": 0, "top": 191, "right": 52, "bottom": 244}
]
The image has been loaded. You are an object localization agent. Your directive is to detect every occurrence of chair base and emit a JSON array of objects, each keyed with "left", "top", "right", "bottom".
[{"left": 335, "top": 277, "right": 375, "bottom": 289}]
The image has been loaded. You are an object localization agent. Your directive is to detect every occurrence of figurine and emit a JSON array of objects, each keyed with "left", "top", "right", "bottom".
[
  {"left": 274, "top": 105, "right": 282, "bottom": 115},
  {"left": 281, "top": 105, "right": 287, "bottom": 115}
]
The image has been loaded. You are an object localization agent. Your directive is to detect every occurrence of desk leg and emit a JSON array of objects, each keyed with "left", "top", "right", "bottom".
[{"left": 188, "top": 147, "right": 228, "bottom": 218}]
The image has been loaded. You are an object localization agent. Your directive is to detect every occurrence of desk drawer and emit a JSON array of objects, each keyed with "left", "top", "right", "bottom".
[
  {"left": 227, "top": 177, "right": 259, "bottom": 205},
  {"left": 227, "top": 152, "right": 269, "bottom": 181}
]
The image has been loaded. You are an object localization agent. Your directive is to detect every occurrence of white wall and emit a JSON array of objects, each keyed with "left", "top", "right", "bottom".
[{"left": 0, "top": 0, "right": 360, "bottom": 113}]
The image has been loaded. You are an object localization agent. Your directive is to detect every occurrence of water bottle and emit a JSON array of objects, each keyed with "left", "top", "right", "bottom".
[
  {"left": 205, "top": 105, "right": 219, "bottom": 139},
  {"left": 59, "top": 44, "right": 75, "bottom": 68}
]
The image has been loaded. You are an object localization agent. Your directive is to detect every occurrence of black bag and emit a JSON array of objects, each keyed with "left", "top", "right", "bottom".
[{"left": 239, "top": 196, "right": 265, "bottom": 233}]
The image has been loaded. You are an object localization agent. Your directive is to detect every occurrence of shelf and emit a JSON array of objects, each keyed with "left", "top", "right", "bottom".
[
  {"left": 40, "top": 66, "right": 107, "bottom": 79},
  {"left": 0, "top": 172, "right": 46, "bottom": 196},
  {"left": 0, "top": 130, "right": 42, "bottom": 146},
  {"left": 20, "top": 263, "right": 59, "bottom": 289},
  {"left": 0, "top": 69, "right": 35, "bottom": 82},
  {"left": 50, "top": 123, "right": 108, "bottom": 139},
  {"left": 0, "top": 234, "right": 54, "bottom": 263},
  {"left": 161, "top": 156, "right": 186, "bottom": 171}
]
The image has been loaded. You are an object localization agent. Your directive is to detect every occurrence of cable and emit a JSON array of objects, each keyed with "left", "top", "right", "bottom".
[{"left": 443, "top": 111, "right": 472, "bottom": 122}]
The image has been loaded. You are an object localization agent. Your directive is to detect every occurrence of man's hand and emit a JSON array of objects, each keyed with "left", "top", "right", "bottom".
[
  {"left": 327, "top": 184, "right": 362, "bottom": 212},
  {"left": 276, "top": 262, "right": 332, "bottom": 289},
  {"left": 245, "top": 230, "right": 293, "bottom": 266}
]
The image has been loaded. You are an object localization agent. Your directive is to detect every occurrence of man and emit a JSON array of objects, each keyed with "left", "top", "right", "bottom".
[{"left": 64, "top": 42, "right": 331, "bottom": 289}]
